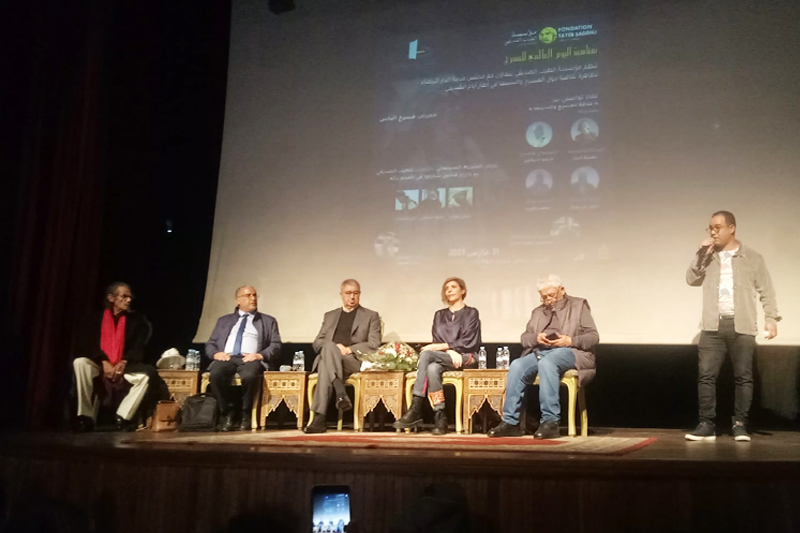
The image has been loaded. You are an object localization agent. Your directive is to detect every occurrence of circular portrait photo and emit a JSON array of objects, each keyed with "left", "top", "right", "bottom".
[
  {"left": 525, "top": 169, "right": 553, "bottom": 195},
  {"left": 570, "top": 166, "right": 600, "bottom": 195},
  {"left": 525, "top": 121, "right": 553, "bottom": 148},
  {"left": 571, "top": 118, "right": 599, "bottom": 144}
]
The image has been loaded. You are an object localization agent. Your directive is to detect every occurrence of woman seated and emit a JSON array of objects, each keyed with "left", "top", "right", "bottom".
[{"left": 394, "top": 277, "right": 481, "bottom": 435}]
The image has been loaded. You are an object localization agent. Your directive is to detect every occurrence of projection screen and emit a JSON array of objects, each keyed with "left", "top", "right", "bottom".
[{"left": 195, "top": 0, "right": 800, "bottom": 345}]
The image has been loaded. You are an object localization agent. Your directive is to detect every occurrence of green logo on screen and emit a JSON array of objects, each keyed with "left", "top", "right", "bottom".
[{"left": 539, "top": 27, "right": 557, "bottom": 44}]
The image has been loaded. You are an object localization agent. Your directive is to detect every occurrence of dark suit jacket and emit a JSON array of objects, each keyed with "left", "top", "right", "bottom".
[
  {"left": 311, "top": 306, "right": 381, "bottom": 370},
  {"left": 75, "top": 310, "right": 152, "bottom": 366},
  {"left": 204, "top": 308, "right": 282, "bottom": 370}
]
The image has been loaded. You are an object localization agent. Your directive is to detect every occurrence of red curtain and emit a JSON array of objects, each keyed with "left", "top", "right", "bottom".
[{"left": 8, "top": 0, "right": 107, "bottom": 429}]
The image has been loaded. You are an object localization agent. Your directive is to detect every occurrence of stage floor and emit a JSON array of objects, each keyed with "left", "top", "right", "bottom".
[
  {"left": 2, "top": 427, "right": 800, "bottom": 532},
  {"left": 3, "top": 426, "right": 800, "bottom": 466}
]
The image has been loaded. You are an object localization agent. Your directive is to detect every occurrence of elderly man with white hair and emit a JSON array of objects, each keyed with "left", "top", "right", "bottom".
[{"left": 489, "top": 274, "right": 599, "bottom": 439}]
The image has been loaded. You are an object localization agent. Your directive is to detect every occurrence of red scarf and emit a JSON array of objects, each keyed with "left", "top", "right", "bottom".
[{"left": 100, "top": 309, "right": 126, "bottom": 364}]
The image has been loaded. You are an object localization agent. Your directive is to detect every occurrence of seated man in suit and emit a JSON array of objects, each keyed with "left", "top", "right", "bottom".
[
  {"left": 488, "top": 274, "right": 599, "bottom": 439},
  {"left": 205, "top": 285, "right": 281, "bottom": 431},
  {"left": 73, "top": 282, "right": 160, "bottom": 432},
  {"left": 304, "top": 279, "right": 382, "bottom": 433}
]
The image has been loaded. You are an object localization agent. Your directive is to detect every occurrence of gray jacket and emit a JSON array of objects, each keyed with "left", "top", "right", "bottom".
[
  {"left": 686, "top": 242, "right": 780, "bottom": 336},
  {"left": 520, "top": 295, "right": 599, "bottom": 387}
]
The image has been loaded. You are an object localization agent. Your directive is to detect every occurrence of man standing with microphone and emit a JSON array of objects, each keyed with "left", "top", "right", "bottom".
[{"left": 685, "top": 211, "right": 780, "bottom": 442}]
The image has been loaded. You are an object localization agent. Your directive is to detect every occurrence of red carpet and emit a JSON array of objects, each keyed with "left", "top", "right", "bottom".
[{"left": 130, "top": 431, "right": 658, "bottom": 456}]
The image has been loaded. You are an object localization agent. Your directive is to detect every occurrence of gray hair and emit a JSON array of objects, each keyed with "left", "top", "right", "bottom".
[{"left": 536, "top": 274, "right": 563, "bottom": 291}]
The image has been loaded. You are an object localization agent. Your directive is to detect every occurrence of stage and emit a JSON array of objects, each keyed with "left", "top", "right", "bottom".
[{"left": 2, "top": 427, "right": 799, "bottom": 532}]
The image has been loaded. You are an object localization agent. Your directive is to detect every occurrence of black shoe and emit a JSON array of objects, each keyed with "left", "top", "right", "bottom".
[
  {"left": 222, "top": 413, "right": 239, "bottom": 432},
  {"left": 240, "top": 417, "right": 253, "bottom": 431},
  {"left": 431, "top": 410, "right": 448, "bottom": 436},
  {"left": 393, "top": 396, "right": 425, "bottom": 430},
  {"left": 534, "top": 420, "right": 560, "bottom": 439},
  {"left": 115, "top": 415, "right": 137, "bottom": 432},
  {"left": 685, "top": 421, "right": 716, "bottom": 441},
  {"left": 732, "top": 417, "right": 750, "bottom": 442},
  {"left": 304, "top": 413, "right": 327, "bottom": 434},
  {"left": 73, "top": 415, "right": 95, "bottom": 433},
  {"left": 488, "top": 421, "right": 523, "bottom": 437},
  {"left": 335, "top": 392, "right": 353, "bottom": 412}
]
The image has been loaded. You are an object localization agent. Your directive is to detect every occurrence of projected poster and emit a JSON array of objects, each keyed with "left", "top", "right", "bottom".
[{"left": 373, "top": 20, "right": 608, "bottom": 267}]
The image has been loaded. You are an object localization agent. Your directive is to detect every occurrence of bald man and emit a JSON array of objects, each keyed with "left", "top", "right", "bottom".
[{"left": 205, "top": 286, "right": 282, "bottom": 431}]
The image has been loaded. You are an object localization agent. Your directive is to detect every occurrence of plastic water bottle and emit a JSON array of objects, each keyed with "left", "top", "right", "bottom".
[
  {"left": 496, "top": 347, "right": 504, "bottom": 369},
  {"left": 297, "top": 350, "right": 305, "bottom": 372},
  {"left": 478, "top": 346, "right": 487, "bottom": 369},
  {"left": 187, "top": 349, "right": 199, "bottom": 371},
  {"left": 503, "top": 346, "right": 511, "bottom": 369}
]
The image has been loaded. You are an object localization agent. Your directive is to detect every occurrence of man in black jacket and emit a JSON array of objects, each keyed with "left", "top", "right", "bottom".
[
  {"left": 73, "top": 282, "right": 160, "bottom": 432},
  {"left": 205, "top": 285, "right": 282, "bottom": 431}
]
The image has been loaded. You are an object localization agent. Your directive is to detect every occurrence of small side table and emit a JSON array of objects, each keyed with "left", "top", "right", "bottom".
[
  {"left": 356, "top": 371, "right": 405, "bottom": 431},
  {"left": 463, "top": 369, "right": 508, "bottom": 434},
  {"left": 157, "top": 369, "right": 200, "bottom": 406},
  {"left": 261, "top": 371, "right": 307, "bottom": 429}
]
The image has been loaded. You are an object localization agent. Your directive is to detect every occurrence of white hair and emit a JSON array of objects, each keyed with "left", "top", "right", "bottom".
[{"left": 537, "top": 274, "right": 563, "bottom": 291}]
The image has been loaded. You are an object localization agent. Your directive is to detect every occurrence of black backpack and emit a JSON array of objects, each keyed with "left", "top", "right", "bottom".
[{"left": 176, "top": 393, "right": 218, "bottom": 431}]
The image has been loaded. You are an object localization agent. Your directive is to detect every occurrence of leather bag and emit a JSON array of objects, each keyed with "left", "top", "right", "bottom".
[{"left": 176, "top": 393, "right": 218, "bottom": 431}]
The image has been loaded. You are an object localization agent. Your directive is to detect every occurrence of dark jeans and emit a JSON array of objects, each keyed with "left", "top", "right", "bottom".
[
  {"left": 208, "top": 356, "right": 264, "bottom": 415},
  {"left": 412, "top": 350, "right": 476, "bottom": 411},
  {"left": 697, "top": 317, "right": 755, "bottom": 425}
]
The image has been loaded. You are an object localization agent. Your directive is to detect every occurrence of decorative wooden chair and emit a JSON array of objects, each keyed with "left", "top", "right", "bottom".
[
  {"left": 200, "top": 372, "right": 261, "bottom": 429},
  {"left": 529, "top": 369, "right": 588, "bottom": 437},
  {"left": 306, "top": 373, "right": 362, "bottom": 431},
  {"left": 403, "top": 371, "right": 465, "bottom": 433}
]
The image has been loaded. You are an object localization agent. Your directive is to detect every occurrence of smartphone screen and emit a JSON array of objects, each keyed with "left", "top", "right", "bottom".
[{"left": 311, "top": 485, "right": 350, "bottom": 533}]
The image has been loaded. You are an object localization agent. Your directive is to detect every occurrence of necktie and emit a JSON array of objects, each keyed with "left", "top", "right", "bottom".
[{"left": 233, "top": 314, "right": 248, "bottom": 355}]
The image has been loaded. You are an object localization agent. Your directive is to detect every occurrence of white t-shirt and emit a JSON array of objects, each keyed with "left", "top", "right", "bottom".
[{"left": 717, "top": 248, "right": 738, "bottom": 316}]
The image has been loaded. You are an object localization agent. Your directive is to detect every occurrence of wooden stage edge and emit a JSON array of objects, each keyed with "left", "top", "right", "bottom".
[
  {"left": 2, "top": 428, "right": 800, "bottom": 532},
  {"left": 2, "top": 427, "right": 800, "bottom": 479}
]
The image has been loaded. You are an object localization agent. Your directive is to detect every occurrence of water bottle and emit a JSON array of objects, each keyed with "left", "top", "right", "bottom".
[
  {"left": 297, "top": 350, "right": 305, "bottom": 372},
  {"left": 187, "top": 349, "right": 198, "bottom": 371},
  {"left": 496, "top": 347, "right": 504, "bottom": 369},
  {"left": 503, "top": 346, "right": 511, "bottom": 369},
  {"left": 478, "top": 346, "right": 487, "bottom": 369}
]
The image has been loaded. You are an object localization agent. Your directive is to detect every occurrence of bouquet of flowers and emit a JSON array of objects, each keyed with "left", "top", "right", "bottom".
[{"left": 359, "top": 342, "right": 419, "bottom": 372}]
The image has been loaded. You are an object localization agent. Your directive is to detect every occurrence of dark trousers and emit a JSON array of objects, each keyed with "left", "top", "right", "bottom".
[
  {"left": 208, "top": 357, "right": 264, "bottom": 415},
  {"left": 310, "top": 342, "right": 361, "bottom": 415},
  {"left": 698, "top": 317, "right": 755, "bottom": 425}
]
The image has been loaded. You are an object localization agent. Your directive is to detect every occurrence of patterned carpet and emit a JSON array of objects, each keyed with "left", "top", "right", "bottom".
[{"left": 129, "top": 431, "right": 657, "bottom": 456}]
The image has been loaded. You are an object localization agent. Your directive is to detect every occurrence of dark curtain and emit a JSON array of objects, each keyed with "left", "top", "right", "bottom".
[
  {"left": 3, "top": 0, "right": 107, "bottom": 429},
  {"left": 2, "top": 0, "right": 231, "bottom": 430}
]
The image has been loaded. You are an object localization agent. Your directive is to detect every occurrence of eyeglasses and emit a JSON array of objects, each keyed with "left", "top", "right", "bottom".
[
  {"left": 237, "top": 293, "right": 257, "bottom": 299},
  {"left": 539, "top": 292, "right": 560, "bottom": 302},
  {"left": 342, "top": 291, "right": 361, "bottom": 296},
  {"left": 705, "top": 225, "right": 730, "bottom": 234}
]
